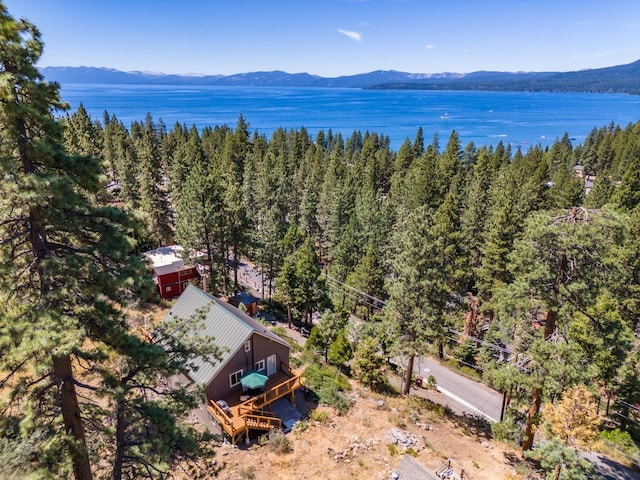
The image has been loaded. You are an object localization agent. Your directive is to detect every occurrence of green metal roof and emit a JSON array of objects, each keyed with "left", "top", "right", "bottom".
[{"left": 162, "top": 285, "right": 290, "bottom": 387}]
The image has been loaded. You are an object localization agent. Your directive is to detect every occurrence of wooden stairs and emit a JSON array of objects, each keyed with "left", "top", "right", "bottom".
[{"left": 244, "top": 410, "right": 282, "bottom": 432}]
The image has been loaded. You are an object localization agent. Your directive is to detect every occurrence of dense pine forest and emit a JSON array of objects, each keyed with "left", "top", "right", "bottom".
[
  {"left": 3, "top": 2, "right": 640, "bottom": 478},
  {"left": 77, "top": 102, "right": 640, "bottom": 441}
]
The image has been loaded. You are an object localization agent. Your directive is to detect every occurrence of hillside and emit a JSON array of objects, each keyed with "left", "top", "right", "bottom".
[
  {"left": 40, "top": 59, "right": 640, "bottom": 93},
  {"left": 200, "top": 387, "right": 521, "bottom": 480}
]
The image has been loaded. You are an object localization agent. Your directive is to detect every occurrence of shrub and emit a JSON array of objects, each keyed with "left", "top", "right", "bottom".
[
  {"left": 289, "top": 356, "right": 302, "bottom": 369},
  {"left": 406, "top": 395, "right": 447, "bottom": 418},
  {"left": 299, "top": 348, "right": 321, "bottom": 365},
  {"left": 271, "top": 326, "right": 288, "bottom": 337},
  {"left": 352, "top": 337, "right": 388, "bottom": 390},
  {"left": 491, "top": 419, "right": 521, "bottom": 446},
  {"left": 318, "top": 385, "right": 350, "bottom": 414},
  {"left": 599, "top": 428, "right": 636, "bottom": 451},
  {"left": 598, "top": 428, "right": 640, "bottom": 467},
  {"left": 511, "top": 460, "right": 535, "bottom": 478},
  {"left": 271, "top": 326, "right": 302, "bottom": 352},
  {"left": 302, "top": 363, "right": 352, "bottom": 413},
  {"left": 239, "top": 466, "right": 255, "bottom": 479},
  {"left": 292, "top": 420, "right": 308, "bottom": 438},
  {"left": 267, "top": 430, "right": 291, "bottom": 454},
  {"left": 309, "top": 409, "right": 329, "bottom": 423}
]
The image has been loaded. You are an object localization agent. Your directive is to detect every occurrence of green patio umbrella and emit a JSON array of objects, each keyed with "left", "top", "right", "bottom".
[{"left": 240, "top": 370, "right": 269, "bottom": 390}]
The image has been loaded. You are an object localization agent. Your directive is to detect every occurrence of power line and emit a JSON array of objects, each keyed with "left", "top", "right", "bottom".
[
  {"left": 325, "top": 281, "right": 381, "bottom": 310},
  {"left": 323, "top": 274, "right": 534, "bottom": 371},
  {"left": 323, "top": 273, "right": 387, "bottom": 309}
]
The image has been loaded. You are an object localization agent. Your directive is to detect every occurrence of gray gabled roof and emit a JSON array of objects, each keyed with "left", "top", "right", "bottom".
[
  {"left": 162, "top": 285, "right": 290, "bottom": 387},
  {"left": 395, "top": 455, "right": 439, "bottom": 480}
]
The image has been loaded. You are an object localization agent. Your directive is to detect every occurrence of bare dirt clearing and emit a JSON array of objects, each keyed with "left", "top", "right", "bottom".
[{"left": 210, "top": 383, "right": 521, "bottom": 480}]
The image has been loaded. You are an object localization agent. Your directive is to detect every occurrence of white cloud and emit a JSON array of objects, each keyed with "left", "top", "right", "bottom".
[
  {"left": 425, "top": 44, "right": 435, "bottom": 49},
  {"left": 338, "top": 29, "right": 362, "bottom": 42}
]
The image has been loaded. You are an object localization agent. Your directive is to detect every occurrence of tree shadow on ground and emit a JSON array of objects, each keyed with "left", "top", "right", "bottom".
[{"left": 451, "top": 412, "right": 493, "bottom": 438}]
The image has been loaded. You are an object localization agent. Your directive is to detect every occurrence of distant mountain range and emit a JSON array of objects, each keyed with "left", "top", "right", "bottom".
[{"left": 41, "top": 60, "right": 640, "bottom": 94}]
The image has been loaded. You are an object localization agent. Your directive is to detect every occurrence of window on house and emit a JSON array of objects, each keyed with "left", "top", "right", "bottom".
[
  {"left": 230, "top": 369, "right": 243, "bottom": 387},
  {"left": 255, "top": 360, "right": 265, "bottom": 372},
  {"left": 166, "top": 286, "right": 172, "bottom": 292},
  {"left": 244, "top": 340, "right": 251, "bottom": 352}
]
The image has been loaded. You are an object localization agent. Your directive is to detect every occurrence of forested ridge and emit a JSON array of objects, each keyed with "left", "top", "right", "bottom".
[
  {"left": 3, "top": 1, "right": 640, "bottom": 478},
  {"left": 42, "top": 59, "right": 640, "bottom": 94},
  {"left": 368, "top": 58, "right": 640, "bottom": 94}
]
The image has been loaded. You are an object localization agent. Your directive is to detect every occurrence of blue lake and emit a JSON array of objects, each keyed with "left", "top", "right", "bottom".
[{"left": 58, "top": 84, "right": 640, "bottom": 151}]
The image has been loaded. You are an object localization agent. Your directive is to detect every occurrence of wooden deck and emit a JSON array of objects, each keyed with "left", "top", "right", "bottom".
[{"left": 207, "top": 364, "right": 303, "bottom": 444}]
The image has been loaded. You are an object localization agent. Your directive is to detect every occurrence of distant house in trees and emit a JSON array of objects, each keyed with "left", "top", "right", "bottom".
[
  {"left": 572, "top": 165, "right": 596, "bottom": 195},
  {"left": 164, "top": 285, "right": 301, "bottom": 443},
  {"left": 143, "top": 245, "right": 199, "bottom": 299},
  {"left": 227, "top": 291, "right": 260, "bottom": 316}
]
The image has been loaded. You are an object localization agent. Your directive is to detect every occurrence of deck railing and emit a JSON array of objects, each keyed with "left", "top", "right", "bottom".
[
  {"left": 208, "top": 366, "right": 302, "bottom": 444},
  {"left": 207, "top": 400, "right": 242, "bottom": 441},
  {"left": 247, "top": 374, "right": 302, "bottom": 411},
  {"left": 237, "top": 405, "right": 277, "bottom": 417},
  {"left": 436, "top": 459, "right": 471, "bottom": 479}
]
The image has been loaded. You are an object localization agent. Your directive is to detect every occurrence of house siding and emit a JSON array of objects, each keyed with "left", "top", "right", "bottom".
[
  {"left": 204, "top": 332, "right": 290, "bottom": 401},
  {"left": 205, "top": 347, "right": 248, "bottom": 400},
  {"left": 156, "top": 267, "right": 199, "bottom": 299},
  {"left": 251, "top": 334, "right": 290, "bottom": 374}
]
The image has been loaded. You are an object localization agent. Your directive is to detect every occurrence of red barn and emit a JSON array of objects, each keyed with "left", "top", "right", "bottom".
[{"left": 143, "top": 245, "right": 199, "bottom": 299}]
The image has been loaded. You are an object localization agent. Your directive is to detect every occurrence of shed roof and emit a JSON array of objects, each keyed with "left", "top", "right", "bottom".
[
  {"left": 228, "top": 291, "right": 260, "bottom": 306},
  {"left": 163, "top": 285, "right": 290, "bottom": 387}
]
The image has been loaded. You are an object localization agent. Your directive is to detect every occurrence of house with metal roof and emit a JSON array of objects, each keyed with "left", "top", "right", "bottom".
[{"left": 163, "top": 285, "right": 302, "bottom": 443}]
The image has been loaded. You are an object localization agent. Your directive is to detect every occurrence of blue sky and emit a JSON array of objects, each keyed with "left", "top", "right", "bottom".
[{"left": 3, "top": 0, "right": 639, "bottom": 77}]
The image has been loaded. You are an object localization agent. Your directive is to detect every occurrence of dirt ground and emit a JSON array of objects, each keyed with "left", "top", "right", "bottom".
[{"left": 209, "top": 383, "right": 521, "bottom": 480}]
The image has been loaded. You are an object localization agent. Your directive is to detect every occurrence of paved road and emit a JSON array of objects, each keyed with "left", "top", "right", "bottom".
[
  {"left": 234, "top": 258, "right": 269, "bottom": 298},
  {"left": 415, "top": 357, "right": 504, "bottom": 423},
  {"left": 582, "top": 451, "right": 640, "bottom": 480}
]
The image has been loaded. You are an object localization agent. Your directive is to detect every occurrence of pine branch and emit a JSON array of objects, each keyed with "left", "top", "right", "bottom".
[
  {"left": 0, "top": 358, "right": 29, "bottom": 388},
  {"left": 24, "top": 372, "right": 54, "bottom": 390},
  {"left": 72, "top": 378, "right": 101, "bottom": 392},
  {"left": 5, "top": 244, "right": 35, "bottom": 264},
  {"left": 0, "top": 227, "right": 29, "bottom": 246}
]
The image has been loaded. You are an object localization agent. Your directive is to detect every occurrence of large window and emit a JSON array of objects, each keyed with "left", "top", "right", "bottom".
[{"left": 230, "top": 369, "right": 243, "bottom": 387}]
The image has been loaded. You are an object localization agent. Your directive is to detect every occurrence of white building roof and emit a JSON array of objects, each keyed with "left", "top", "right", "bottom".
[{"left": 143, "top": 245, "right": 186, "bottom": 276}]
